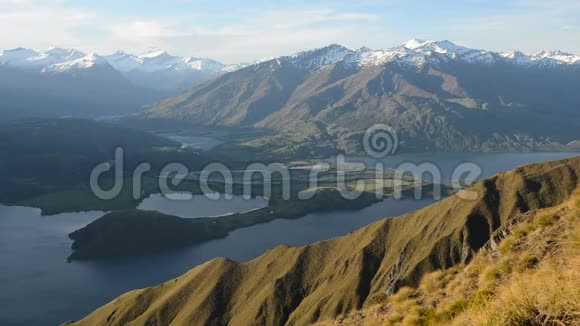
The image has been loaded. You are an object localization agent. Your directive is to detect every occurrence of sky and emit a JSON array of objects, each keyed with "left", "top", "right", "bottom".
[{"left": 0, "top": 0, "right": 579, "bottom": 63}]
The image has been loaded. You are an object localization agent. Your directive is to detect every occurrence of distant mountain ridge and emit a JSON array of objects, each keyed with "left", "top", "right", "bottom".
[
  {"left": 3, "top": 40, "right": 580, "bottom": 140},
  {"left": 280, "top": 40, "right": 580, "bottom": 69},
  {"left": 2, "top": 40, "right": 579, "bottom": 92},
  {"left": 0, "top": 47, "right": 248, "bottom": 93},
  {"left": 143, "top": 40, "right": 580, "bottom": 155},
  {"left": 0, "top": 47, "right": 250, "bottom": 119}
]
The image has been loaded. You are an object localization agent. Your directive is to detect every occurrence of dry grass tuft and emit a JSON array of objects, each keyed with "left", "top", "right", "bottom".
[{"left": 535, "top": 212, "right": 559, "bottom": 227}]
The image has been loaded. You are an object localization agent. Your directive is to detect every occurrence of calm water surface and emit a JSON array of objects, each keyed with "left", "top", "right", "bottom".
[
  {"left": 0, "top": 199, "right": 433, "bottom": 325},
  {"left": 338, "top": 152, "right": 579, "bottom": 182},
  {"left": 159, "top": 134, "right": 222, "bottom": 150},
  {"left": 0, "top": 152, "right": 577, "bottom": 325},
  {"left": 138, "top": 194, "right": 268, "bottom": 218}
]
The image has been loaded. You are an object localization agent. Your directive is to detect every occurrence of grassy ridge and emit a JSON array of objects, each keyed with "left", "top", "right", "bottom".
[
  {"left": 320, "top": 189, "right": 580, "bottom": 325},
  {"left": 69, "top": 156, "right": 580, "bottom": 326}
]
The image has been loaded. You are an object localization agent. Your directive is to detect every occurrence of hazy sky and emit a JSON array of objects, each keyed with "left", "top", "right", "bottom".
[{"left": 1, "top": 0, "right": 579, "bottom": 63}]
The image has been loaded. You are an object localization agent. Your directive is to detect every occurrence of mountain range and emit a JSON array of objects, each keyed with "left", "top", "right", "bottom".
[
  {"left": 0, "top": 47, "right": 246, "bottom": 119},
  {"left": 143, "top": 40, "right": 580, "bottom": 155},
  {"left": 0, "top": 47, "right": 246, "bottom": 92},
  {"left": 2, "top": 40, "right": 580, "bottom": 154}
]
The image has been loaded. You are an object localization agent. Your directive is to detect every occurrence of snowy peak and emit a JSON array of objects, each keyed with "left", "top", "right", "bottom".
[
  {"left": 0, "top": 46, "right": 247, "bottom": 93},
  {"left": 103, "top": 48, "right": 231, "bottom": 74},
  {"left": 291, "top": 43, "right": 352, "bottom": 58},
  {"left": 401, "top": 39, "right": 489, "bottom": 60},
  {"left": 222, "top": 62, "right": 251, "bottom": 73},
  {"left": 139, "top": 47, "right": 171, "bottom": 59},
  {"left": 102, "top": 52, "right": 142, "bottom": 72},
  {"left": 30, "top": 48, "right": 86, "bottom": 67},
  {"left": 180, "top": 57, "right": 226, "bottom": 73},
  {"left": 403, "top": 39, "right": 464, "bottom": 54},
  {"left": 344, "top": 47, "right": 401, "bottom": 66},
  {"left": 42, "top": 53, "right": 109, "bottom": 73},
  {"left": 0, "top": 47, "right": 40, "bottom": 63},
  {"left": 398, "top": 39, "right": 580, "bottom": 66},
  {"left": 0, "top": 46, "right": 239, "bottom": 76},
  {"left": 267, "top": 40, "right": 501, "bottom": 70},
  {"left": 0, "top": 47, "right": 86, "bottom": 69},
  {"left": 532, "top": 50, "right": 580, "bottom": 64},
  {"left": 3, "top": 42, "right": 578, "bottom": 76},
  {"left": 500, "top": 50, "right": 534, "bottom": 65},
  {"left": 394, "top": 39, "right": 499, "bottom": 65},
  {"left": 45, "top": 47, "right": 85, "bottom": 59},
  {"left": 286, "top": 44, "right": 354, "bottom": 70},
  {"left": 1, "top": 42, "right": 578, "bottom": 92},
  {"left": 279, "top": 40, "right": 580, "bottom": 70},
  {"left": 103, "top": 49, "right": 178, "bottom": 73}
]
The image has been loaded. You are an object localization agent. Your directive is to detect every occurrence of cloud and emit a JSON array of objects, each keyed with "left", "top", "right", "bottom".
[
  {"left": 0, "top": 0, "right": 578, "bottom": 62},
  {"left": 451, "top": 17, "right": 507, "bottom": 32},
  {"left": 262, "top": 9, "right": 379, "bottom": 29},
  {"left": 95, "top": 9, "right": 383, "bottom": 61},
  {"left": 447, "top": 1, "right": 580, "bottom": 54},
  {"left": 0, "top": 8, "right": 97, "bottom": 50},
  {"left": 0, "top": 0, "right": 64, "bottom": 4},
  {"left": 198, "top": 9, "right": 382, "bottom": 59},
  {"left": 107, "top": 21, "right": 185, "bottom": 39},
  {"left": 515, "top": 0, "right": 580, "bottom": 11}
]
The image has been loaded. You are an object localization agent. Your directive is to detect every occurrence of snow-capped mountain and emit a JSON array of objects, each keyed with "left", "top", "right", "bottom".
[
  {"left": 262, "top": 39, "right": 580, "bottom": 71},
  {"left": 0, "top": 47, "right": 86, "bottom": 69},
  {"left": 144, "top": 39, "right": 580, "bottom": 154},
  {"left": 2, "top": 40, "right": 577, "bottom": 94},
  {"left": 101, "top": 48, "right": 251, "bottom": 92},
  {"left": 42, "top": 53, "right": 109, "bottom": 73},
  {"left": 0, "top": 47, "right": 247, "bottom": 93},
  {"left": 532, "top": 50, "right": 580, "bottom": 64},
  {"left": 103, "top": 48, "right": 228, "bottom": 74},
  {"left": 286, "top": 44, "right": 353, "bottom": 70},
  {"left": 392, "top": 40, "right": 579, "bottom": 66},
  {"left": 1, "top": 40, "right": 578, "bottom": 121},
  {"left": 0, "top": 47, "right": 238, "bottom": 74},
  {"left": 0, "top": 48, "right": 169, "bottom": 119}
]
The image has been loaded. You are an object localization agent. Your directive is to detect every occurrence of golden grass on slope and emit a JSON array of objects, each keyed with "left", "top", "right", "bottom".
[
  {"left": 70, "top": 157, "right": 580, "bottom": 326},
  {"left": 321, "top": 189, "right": 580, "bottom": 326}
]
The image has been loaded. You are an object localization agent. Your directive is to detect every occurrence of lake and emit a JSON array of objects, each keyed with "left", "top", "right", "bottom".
[
  {"left": 338, "top": 152, "right": 580, "bottom": 182},
  {"left": 0, "top": 152, "right": 577, "bottom": 325},
  {"left": 158, "top": 134, "right": 223, "bottom": 150},
  {"left": 137, "top": 194, "right": 268, "bottom": 218},
  {"left": 0, "top": 199, "right": 434, "bottom": 326}
]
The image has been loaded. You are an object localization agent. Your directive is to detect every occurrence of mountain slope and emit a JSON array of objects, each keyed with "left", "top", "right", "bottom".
[
  {"left": 70, "top": 156, "right": 580, "bottom": 326},
  {"left": 0, "top": 118, "right": 180, "bottom": 205},
  {"left": 103, "top": 48, "right": 245, "bottom": 93},
  {"left": 318, "top": 188, "right": 580, "bottom": 325},
  {"left": 143, "top": 41, "right": 580, "bottom": 154},
  {"left": 0, "top": 47, "right": 249, "bottom": 118},
  {"left": 0, "top": 63, "right": 160, "bottom": 118}
]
